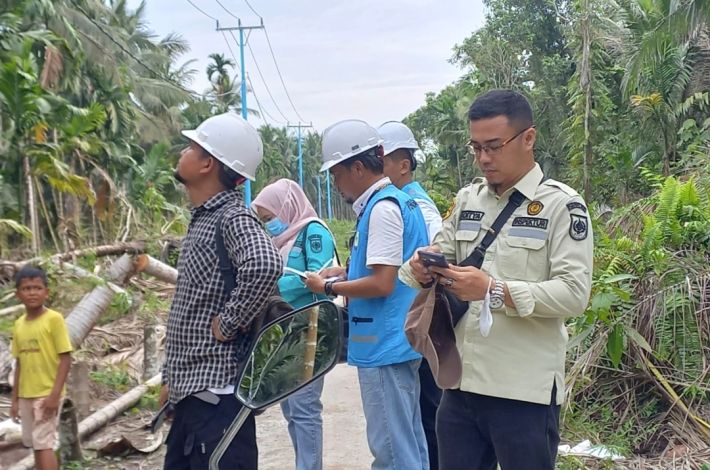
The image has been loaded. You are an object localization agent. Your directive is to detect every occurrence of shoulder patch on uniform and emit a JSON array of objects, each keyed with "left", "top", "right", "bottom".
[
  {"left": 512, "top": 217, "right": 548, "bottom": 230},
  {"left": 406, "top": 199, "right": 418, "bottom": 211},
  {"left": 460, "top": 210, "right": 485, "bottom": 222},
  {"left": 308, "top": 234, "right": 323, "bottom": 253},
  {"left": 569, "top": 214, "right": 589, "bottom": 240},
  {"left": 527, "top": 201, "right": 544, "bottom": 215},
  {"left": 566, "top": 201, "right": 587, "bottom": 213}
]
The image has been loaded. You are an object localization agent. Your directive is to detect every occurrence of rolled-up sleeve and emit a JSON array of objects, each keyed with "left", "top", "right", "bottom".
[
  {"left": 218, "top": 214, "right": 283, "bottom": 338},
  {"left": 505, "top": 199, "right": 593, "bottom": 319}
]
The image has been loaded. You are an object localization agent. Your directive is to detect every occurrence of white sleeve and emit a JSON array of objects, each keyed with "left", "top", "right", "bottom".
[
  {"left": 416, "top": 198, "right": 443, "bottom": 244},
  {"left": 366, "top": 200, "right": 404, "bottom": 267}
]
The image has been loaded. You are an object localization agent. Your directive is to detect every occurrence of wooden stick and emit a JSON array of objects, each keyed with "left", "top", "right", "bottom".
[{"left": 302, "top": 306, "right": 319, "bottom": 381}]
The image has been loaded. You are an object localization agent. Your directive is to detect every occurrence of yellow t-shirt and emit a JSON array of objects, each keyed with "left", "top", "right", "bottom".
[{"left": 11, "top": 308, "right": 73, "bottom": 398}]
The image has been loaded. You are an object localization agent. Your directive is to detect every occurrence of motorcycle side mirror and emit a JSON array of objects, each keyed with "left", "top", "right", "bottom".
[{"left": 210, "top": 300, "right": 343, "bottom": 469}]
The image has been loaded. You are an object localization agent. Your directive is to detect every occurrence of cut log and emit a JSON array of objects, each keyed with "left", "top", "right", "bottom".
[
  {"left": 54, "top": 261, "right": 126, "bottom": 295},
  {"left": 65, "top": 254, "right": 138, "bottom": 348},
  {"left": 134, "top": 254, "right": 177, "bottom": 284},
  {"left": 58, "top": 398, "right": 82, "bottom": 463},
  {"left": 68, "top": 361, "right": 90, "bottom": 419},
  {"left": 143, "top": 324, "right": 160, "bottom": 381},
  {"left": 4, "top": 242, "right": 147, "bottom": 270},
  {"left": 9, "top": 374, "right": 162, "bottom": 470},
  {"left": 0, "top": 337, "right": 12, "bottom": 389},
  {"left": 0, "top": 305, "right": 23, "bottom": 318}
]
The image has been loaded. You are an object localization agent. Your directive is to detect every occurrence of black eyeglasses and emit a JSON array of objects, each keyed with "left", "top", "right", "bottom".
[{"left": 466, "top": 126, "right": 535, "bottom": 157}]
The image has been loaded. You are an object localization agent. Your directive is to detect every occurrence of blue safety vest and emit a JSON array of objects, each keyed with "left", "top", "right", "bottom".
[{"left": 347, "top": 184, "right": 428, "bottom": 367}]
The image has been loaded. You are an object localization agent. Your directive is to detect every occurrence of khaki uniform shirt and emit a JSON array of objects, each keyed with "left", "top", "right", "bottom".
[{"left": 400, "top": 163, "right": 593, "bottom": 405}]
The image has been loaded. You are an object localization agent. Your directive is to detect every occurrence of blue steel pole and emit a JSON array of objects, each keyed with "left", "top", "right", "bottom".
[
  {"left": 316, "top": 175, "right": 322, "bottom": 217},
  {"left": 239, "top": 25, "right": 251, "bottom": 206},
  {"left": 297, "top": 124, "right": 303, "bottom": 188},
  {"left": 326, "top": 169, "right": 333, "bottom": 219}
]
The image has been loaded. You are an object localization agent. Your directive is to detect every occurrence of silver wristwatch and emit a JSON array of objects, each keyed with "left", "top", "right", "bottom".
[{"left": 489, "top": 278, "right": 505, "bottom": 309}]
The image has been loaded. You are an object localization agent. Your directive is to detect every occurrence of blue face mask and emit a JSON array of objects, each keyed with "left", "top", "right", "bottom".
[{"left": 265, "top": 218, "right": 288, "bottom": 236}]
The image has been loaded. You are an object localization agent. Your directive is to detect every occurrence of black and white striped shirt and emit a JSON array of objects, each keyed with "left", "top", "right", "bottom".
[{"left": 164, "top": 190, "right": 282, "bottom": 403}]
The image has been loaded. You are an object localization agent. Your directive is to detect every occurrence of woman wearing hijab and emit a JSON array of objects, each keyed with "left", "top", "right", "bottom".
[{"left": 252, "top": 178, "right": 336, "bottom": 470}]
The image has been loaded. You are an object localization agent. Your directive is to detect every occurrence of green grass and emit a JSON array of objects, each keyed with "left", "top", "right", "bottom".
[
  {"left": 0, "top": 316, "right": 14, "bottom": 336},
  {"left": 89, "top": 366, "right": 134, "bottom": 393},
  {"left": 135, "top": 384, "right": 161, "bottom": 411},
  {"left": 325, "top": 219, "right": 355, "bottom": 262}
]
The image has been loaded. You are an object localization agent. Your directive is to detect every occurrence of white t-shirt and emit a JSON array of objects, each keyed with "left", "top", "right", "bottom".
[
  {"left": 415, "top": 197, "right": 443, "bottom": 244},
  {"left": 353, "top": 178, "right": 404, "bottom": 267}
]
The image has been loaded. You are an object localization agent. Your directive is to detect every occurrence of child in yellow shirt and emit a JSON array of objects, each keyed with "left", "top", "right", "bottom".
[{"left": 10, "top": 266, "right": 72, "bottom": 470}]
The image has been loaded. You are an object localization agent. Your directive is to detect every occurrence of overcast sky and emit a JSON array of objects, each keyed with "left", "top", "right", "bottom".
[{"left": 129, "top": 0, "right": 486, "bottom": 132}]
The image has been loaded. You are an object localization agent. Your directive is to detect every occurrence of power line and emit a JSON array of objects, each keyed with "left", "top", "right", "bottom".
[
  {"left": 242, "top": 0, "right": 261, "bottom": 18},
  {"left": 246, "top": 73, "right": 284, "bottom": 125},
  {"left": 220, "top": 31, "right": 282, "bottom": 125},
  {"left": 240, "top": 33, "right": 291, "bottom": 122},
  {"left": 72, "top": 1, "right": 201, "bottom": 99},
  {"left": 184, "top": 0, "right": 219, "bottom": 21},
  {"left": 214, "top": 0, "right": 240, "bottom": 21},
  {"left": 262, "top": 27, "right": 307, "bottom": 122}
]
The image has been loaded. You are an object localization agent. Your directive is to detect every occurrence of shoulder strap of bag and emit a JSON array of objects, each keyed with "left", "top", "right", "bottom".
[
  {"left": 459, "top": 175, "right": 548, "bottom": 269},
  {"left": 458, "top": 190, "right": 525, "bottom": 269}
]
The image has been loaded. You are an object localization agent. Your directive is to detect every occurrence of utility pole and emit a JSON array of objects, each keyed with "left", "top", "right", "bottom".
[
  {"left": 287, "top": 122, "right": 313, "bottom": 188},
  {"left": 315, "top": 175, "right": 323, "bottom": 217},
  {"left": 216, "top": 19, "right": 264, "bottom": 206},
  {"left": 326, "top": 170, "right": 333, "bottom": 219}
]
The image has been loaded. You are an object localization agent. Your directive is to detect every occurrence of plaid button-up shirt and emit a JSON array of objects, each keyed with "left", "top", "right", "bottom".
[{"left": 164, "top": 190, "right": 282, "bottom": 403}]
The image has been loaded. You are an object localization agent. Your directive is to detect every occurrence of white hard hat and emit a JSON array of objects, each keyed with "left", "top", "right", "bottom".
[
  {"left": 181, "top": 112, "right": 263, "bottom": 181},
  {"left": 377, "top": 121, "right": 419, "bottom": 156},
  {"left": 320, "top": 119, "right": 383, "bottom": 172}
]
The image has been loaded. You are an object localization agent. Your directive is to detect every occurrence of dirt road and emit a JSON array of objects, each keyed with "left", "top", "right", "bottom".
[{"left": 258, "top": 363, "right": 370, "bottom": 469}]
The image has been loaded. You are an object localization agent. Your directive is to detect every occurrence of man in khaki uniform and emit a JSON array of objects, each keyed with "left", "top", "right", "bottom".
[{"left": 400, "top": 89, "right": 593, "bottom": 470}]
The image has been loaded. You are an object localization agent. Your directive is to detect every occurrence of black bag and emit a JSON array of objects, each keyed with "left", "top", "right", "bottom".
[
  {"left": 447, "top": 190, "right": 527, "bottom": 326},
  {"left": 215, "top": 213, "right": 293, "bottom": 362}
]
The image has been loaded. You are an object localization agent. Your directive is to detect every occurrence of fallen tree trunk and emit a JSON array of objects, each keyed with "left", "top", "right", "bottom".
[
  {"left": 2, "top": 242, "right": 147, "bottom": 270},
  {"left": 0, "top": 305, "right": 23, "bottom": 317},
  {"left": 65, "top": 254, "right": 139, "bottom": 348},
  {"left": 134, "top": 254, "right": 177, "bottom": 284},
  {"left": 10, "top": 374, "right": 162, "bottom": 470},
  {"left": 0, "top": 337, "right": 12, "bottom": 388}
]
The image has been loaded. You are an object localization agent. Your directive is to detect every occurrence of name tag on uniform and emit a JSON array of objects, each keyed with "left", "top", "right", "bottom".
[
  {"left": 459, "top": 211, "right": 484, "bottom": 231},
  {"left": 510, "top": 217, "right": 549, "bottom": 240}
]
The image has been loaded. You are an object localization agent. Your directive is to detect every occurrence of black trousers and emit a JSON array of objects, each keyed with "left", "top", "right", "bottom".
[
  {"left": 164, "top": 394, "right": 257, "bottom": 470},
  {"left": 419, "top": 359, "right": 442, "bottom": 470},
  {"left": 436, "top": 386, "right": 560, "bottom": 470}
]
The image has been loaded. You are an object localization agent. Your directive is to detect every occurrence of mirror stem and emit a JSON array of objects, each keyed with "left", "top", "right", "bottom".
[{"left": 208, "top": 406, "right": 253, "bottom": 470}]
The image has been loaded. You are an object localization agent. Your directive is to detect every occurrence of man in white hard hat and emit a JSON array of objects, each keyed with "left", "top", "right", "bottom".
[
  {"left": 305, "top": 119, "right": 430, "bottom": 470},
  {"left": 161, "top": 112, "right": 282, "bottom": 469},
  {"left": 378, "top": 120, "right": 443, "bottom": 470}
]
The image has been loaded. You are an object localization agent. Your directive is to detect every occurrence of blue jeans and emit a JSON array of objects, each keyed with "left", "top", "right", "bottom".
[
  {"left": 358, "top": 359, "right": 429, "bottom": 470},
  {"left": 280, "top": 378, "right": 324, "bottom": 470}
]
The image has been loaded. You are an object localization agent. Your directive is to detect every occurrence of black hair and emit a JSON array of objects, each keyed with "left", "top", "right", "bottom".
[
  {"left": 15, "top": 265, "right": 48, "bottom": 288},
  {"left": 340, "top": 148, "right": 384, "bottom": 174},
  {"left": 389, "top": 148, "right": 417, "bottom": 172},
  {"left": 218, "top": 163, "right": 243, "bottom": 190},
  {"left": 467, "top": 89, "right": 533, "bottom": 129}
]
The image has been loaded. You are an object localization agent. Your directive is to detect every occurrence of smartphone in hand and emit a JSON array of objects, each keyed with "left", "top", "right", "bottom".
[{"left": 418, "top": 251, "right": 449, "bottom": 268}]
